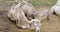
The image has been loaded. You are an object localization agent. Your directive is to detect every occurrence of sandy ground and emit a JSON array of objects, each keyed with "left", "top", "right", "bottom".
[{"left": 0, "top": 2, "right": 60, "bottom": 32}]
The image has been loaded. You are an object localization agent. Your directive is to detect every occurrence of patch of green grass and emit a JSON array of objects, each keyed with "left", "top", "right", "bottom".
[
  {"left": 0, "top": 0, "right": 57, "bottom": 8},
  {"left": 30, "top": 0, "right": 57, "bottom": 7}
]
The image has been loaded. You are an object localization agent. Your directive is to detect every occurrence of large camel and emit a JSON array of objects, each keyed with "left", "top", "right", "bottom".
[{"left": 8, "top": 0, "right": 52, "bottom": 30}]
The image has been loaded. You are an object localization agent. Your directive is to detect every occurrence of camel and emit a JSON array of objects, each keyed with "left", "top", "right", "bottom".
[
  {"left": 51, "top": 0, "right": 60, "bottom": 16},
  {"left": 8, "top": 0, "right": 52, "bottom": 30}
]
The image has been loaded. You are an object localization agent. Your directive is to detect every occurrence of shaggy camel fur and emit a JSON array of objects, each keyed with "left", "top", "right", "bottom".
[{"left": 8, "top": 0, "right": 52, "bottom": 30}]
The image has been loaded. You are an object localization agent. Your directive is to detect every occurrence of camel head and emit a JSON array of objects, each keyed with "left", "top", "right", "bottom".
[
  {"left": 31, "top": 19, "right": 41, "bottom": 32},
  {"left": 31, "top": 19, "right": 41, "bottom": 26}
]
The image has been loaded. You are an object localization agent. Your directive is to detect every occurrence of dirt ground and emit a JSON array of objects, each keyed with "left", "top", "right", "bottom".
[{"left": 0, "top": 2, "right": 60, "bottom": 32}]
